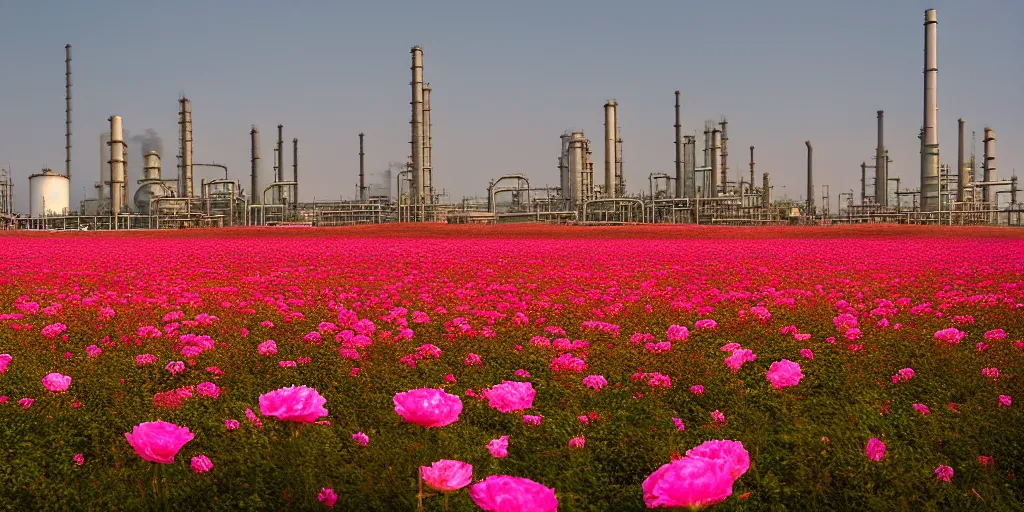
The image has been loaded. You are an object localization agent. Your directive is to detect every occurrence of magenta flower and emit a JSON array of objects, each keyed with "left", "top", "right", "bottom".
[
  {"left": 73, "top": 453, "right": 84, "bottom": 466},
  {"left": 865, "top": 438, "right": 886, "bottom": 461},
  {"left": 934, "top": 465, "right": 953, "bottom": 482},
  {"left": 135, "top": 354, "right": 158, "bottom": 366},
  {"left": 666, "top": 324, "right": 690, "bottom": 341},
  {"left": 685, "top": 439, "right": 750, "bottom": 479},
  {"left": 999, "top": 395, "right": 1012, "bottom": 407},
  {"left": 724, "top": 349, "right": 756, "bottom": 373},
  {"left": 482, "top": 381, "right": 536, "bottom": 413},
  {"left": 469, "top": 475, "right": 558, "bottom": 512},
  {"left": 642, "top": 456, "right": 734, "bottom": 509},
  {"left": 196, "top": 382, "right": 221, "bottom": 399},
  {"left": 421, "top": 459, "right": 473, "bottom": 492},
  {"left": 258, "top": 385, "right": 329, "bottom": 423},
  {"left": 86, "top": 345, "right": 102, "bottom": 358},
  {"left": 165, "top": 361, "right": 185, "bottom": 376},
  {"left": 513, "top": 369, "right": 531, "bottom": 378},
  {"left": 190, "top": 455, "right": 213, "bottom": 474},
  {"left": 124, "top": 421, "right": 194, "bottom": 464},
  {"left": 694, "top": 319, "right": 718, "bottom": 331},
  {"left": 978, "top": 456, "right": 994, "bottom": 468},
  {"left": 568, "top": 436, "right": 585, "bottom": 449},
  {"left": 352, "top": 432, "right": 369, "bottom": 446},
  {"left": 523, "top": 415, "right": 543, "bottom": 426},
  {"left": 0, "top": 354, "right": 11, "bottom": 374},
  {"left": 487, "top": 436, "right": 509, "bottom": 458},
  {"left": 582, "top": 375, "right": 608, "bottom": 392},
  {"left": 19, "top": 398, "right": 34, "bottom": 409},
  {"left": 719, "top": 343, "right": 741, "bottom": 352},
  {"left": 799, "top": 349, "right": 814, "bottom": 360},
  {"left": 225, "top": 419, "right": 240, "bottom": 430},
  {"left": 671, "top": 418, "right": 685, "bottom": 431},
  {"left": 934, "top": 328, "right": 967, "bottom": 345},
  {"left": 984, "top": 329, "right": 1007, "bottom": 340},
  {"left": 912, "top": 403, "right": 931, "bottom": 415},
  {"left": 257, "top": 340, "right": 278, "bottom": 356},
  {"left": 393, "top": 388, "right": 463, "bottom": 428},
  {"left": 765, "top": 360, "right": 804, "bottom": 389},
  {"left": 464, "top": 353, "right": 483, "bottom": 366},
  {"left": 976, "top": 342, "right": 989, "bottom": 353},
  {"left": 278, "top": 360, "right": 297, "bottom": 368},
  {"left": 690, "top": 385, "right": 705, "bottom": 395},
  {"left": 318, "top": 488, "right": 338, "bottom": 508},
  {"left": 981, "top": 367, "right": 999, "bottom": 380},
  {"left": 41, "top": 322, "right": 67, "bottom": 339},
  {"left": 41, "top": 372, "right": 71, "bottom": 392},
  {"left": 711, "top": 410, "right": 726, "bottom": 425}
]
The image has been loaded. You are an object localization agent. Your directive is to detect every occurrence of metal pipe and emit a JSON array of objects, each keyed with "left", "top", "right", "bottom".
[
  {"left": 410, "top": 46, "right": 424, "bottom": 210},
  {"left": 422, "top": 83, "right": 432, "bottom": 204},
  {"left": 861, "top": 162, "right": 867, "bottom": 204},
  {"left": 921, "top": 9, "right": 940, "bottom": 211},
  {"left": 719, "top": 118, "right": 729, "bottom": 194},
  {"left": 983, "top": 127, "right": 996, "bottom": 204},
  {"left": 250, "top": 127, "right": 261, "bottom": 205},
  {"left": 805, "top": 140, "right": 814, "bottom": 214},
  {"left": 674, "top": 91, "right": 682, "bottom": 198},
  {"left": 65, "top": 44, "right": 72, "bottom": 181},
  {"left": 615, "top": 128, "right": 623, "bottom": 196},
  {"left": 292, "top": 138, "right": 298, "bottom": 211},
  {"left": 957, "top": 118, "right": 966, "bottom": 202},
  {"left": 710, "top": 129, "right": 721, "bottom": 198},
  {"left": 604, "top": 100, "right": 617, "bottom": 198},
  {"left": 684, "top": 135, "right": 696, "bottom": 198},
  {"left": 178, "top": 98, "right": 193, "bottom": 198},
  {"left": 276, "top": 125, "right": 284, "bottom": 205},
  {"left": 749, "top": 146, "right": 755, "bottom": 194},
  {"left": 359, "top": 132, "right": 366, "bottom": 202},
  {"left": 875, "top": 110, "right": 887, "bottom": 206},
  {"left": 109, "top": 116, "right": 125, "bottom": 217},
  {"left": 569, "top": 132, "right": 585, "bottom": 208}
]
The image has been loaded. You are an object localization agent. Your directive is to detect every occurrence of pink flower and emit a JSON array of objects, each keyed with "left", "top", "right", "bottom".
[
  {"left": 225, "top": 419, "right": 240, "bottom": 430},
  {"left": 695, "top": 319, "right": 718, "bottom": 331},
  {"left": 349, "top": 367, "right": 360, "bottom": 377},
  {"left": 352, "top": 431, "right": 369, "bottom": 446},
  {"left": 833, "top": 313, "right": 858, "bottom": 330},
  {"left": 166, "top": 361, "right": 185, "bottom": 376},
  {"left": 913, "top": 403, "right": 931, "bottom": 415},
  {"left": 259, "top": 385, "right": 329, "bottom": 423},
  {"left": 666, "top": 325, "right": 690, "bottom": 342},
  {"left": 318, "top": 488, "right": 338, "bottom": 508},
  {"left": 765, "top": 360, "right": 804, "bottom": 389},
  {"left": 124, "top": 421, "right": 194, "bottom": 464},
  {"left": 73, "top": 453, "right": 84, "bottom": 466},
  {"left": 582, "top": 375, "right": 608, "bottom": 392},
  {"left": 469, "top": 475, "right": 558, "bottom": 512},
  {"left": 724, "top": 349, "right": 756, "bottom": 373},
  {"left": 934, "top": 465, "right": 953, "bottom": 482},
  {"left": 672, "top": 418, "right": 685, "bottom": 431},
  {"left": 482, "top": 381, "right": 536, "bottom": 413},
  {"left": 549, "top": 353, "right": 587, "bottom": 373},
  {"left": 984, "top": 329, "right": 1007, "bottom": 340},
  {"left": 976, "top": 342, "right": 989, "bottom": 353},
  {"left": 513, "top": 369, "right": 531, "bottom": 378},
  {"left": 444, "top": 373, "right": 456, "bottom": 383},
  {"left": 645, "top": 341, "right": 672, "bottom": 354},
  {"left": 464, "top": 353, "right": 482, "bottom": 366},
  {"left": 865, "top": 438, "right": 886, "bottom": 461},
  {"left": 711, "top": 410, "right": 725, "bottom": 425},
  {"left": 206, "top": 366, "right": 224, "bottom": 375},
  {"left": 569, "top": 436, "right": 585, "bottom": 449},
  {"left": 978, "top": 456, "right": 994, "bottom": 468},
  {"left": 86, "top": 345, "right": 102, "bottom": 358},
  {"left": 999, "top": 395, "right": 1012, "bottom": 407},
  {"left": 421, "top": 459, "right": 473, "bottom": 492},
  {"left": 41, "top": 322, "right": 67, "bottom": 339},
  {"left": 278, "top": 360, "right": 297, "bottom": 368},
  {"left": 642, "top": 456, "right": 735, "bottom": 509},
  {"left": 135, "top": 354, "right": 158, "bottom": 366},
  {"left": 523, "top": 415, "right": 543, "bottom": 426},
  {"left": 487, "top": 436, "right": 509, "bottom": 458},
  {"left": 19, "top": 398, "right": 34, "bottom": 409},
  {"left": 257, "top": 340, "right": 278, "bottom": 356},
  {"left": 190, "top": 455, "right": 213, "bottom": 474},
  {"left": 578, "top": 415, "right": 590, "bottom": 425},
  {"left": 690, "top": 385, "right": 705, "bottom": 395},
  {"left": 196, "top": 382, "right": 220, "bottom": 399},
  {"left": 719, "top": 343, "right": 741, "bottom": 352},
  {"left": 41, "top": 372, "right": 71, "bottom": 392},
  {"left": 245, "top": 408, "right": 263, "bottom": 428},
  {"left": 825, "top": 336, "right": 837, "bottom": 344},
  {"left": 934, "top": 328, "right": 967, "bottom": 345},
  {"left": 686, "top": 439, "right": 750, "bottom": 479},
  {"left": 799, "top": 349, "right": 814, "bottom": 360},
  {"left": 0, "top": 354, "right": 11, "bottom": 373},
  {"left": 393, "top": 388, "right": 463, "bottom": 427},
  {"left": 981, "top": 367, "right": 999, "bottom": 380}
]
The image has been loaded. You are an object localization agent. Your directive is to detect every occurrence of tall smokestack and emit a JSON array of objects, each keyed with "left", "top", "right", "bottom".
[
  {"left": 861, "top": 162, "right": 867, "bottom": 204},
  {"left": 921, "top": 9, "right": 939, "bottom": 211},
  {"left": 762, "top": 172, "right": 771, "bottom": 208},
  {"left": 276, "top": 124, "right": 284, "bottom": 204},
  {"left": 957, "top": 118, "right": 966, "bottom": 202},
  {"left": 604, "top": 100, "right": 617, "bottom": 198},
  {"left": 748, "top": 146, "right": 755, "bottom": 193},
  {"left": 292, "top": 138, "right": 298, "bottom": 211},
  {"left": 250, "top": 126, "right": 261, "bottom": 205},
  {"left": 875, "top": 110, "right": 887, "bottom": 206},
  {"left": 710, "top": 129, "right": 721, "bottom": 198},
  {"left": 805, "top": 141, "right": 814, "bottom": 214},
  {"left": 410, "top": 46, "right": 425, "bottom": 210},
  {"left": 684, "top": 136, "right": 696, "bottom": 198},
  {"left": 674, "top": 91, "right": 682, "bottom": 198},
  {"left": 983, "top": 127, "right": 996, "bottom": 205},
  {"left": 109, "top": 116, "right": 125, "bottom": 216},
  {"left": 65, "top": 45, "right": 72, "bottom": 182},
  {"left": 615, "top": 128, "right": 623, "bottom": 196},
  {"left": 422, "top": 84, "right": 432, "bottom": 204},
  {"left": 178, "top": 97, "right": 193, "bottom": 198},
  {"left": 720, "top": 118, "right": 729, "bottom": 194},
  {"left": 359, "top": 133, "right": 366, "bottom": 202}
]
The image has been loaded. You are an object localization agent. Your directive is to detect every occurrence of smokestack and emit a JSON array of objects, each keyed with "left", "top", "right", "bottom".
[
  {"left": 861, "top": 162, "right": 867, "bottom": 204},
  {"left": 178, "top": 98, "right": 193, "bottom": 198},
  {"left": 710, "top": 129, "right": 721, "bottom": 197},
  {"left": 615, "top": 128, "right": 623, "bottom": 196},
  {"left": 983, "top": 127, "right": 996, "bottom": 205},
  {"left": 749, "top": 146, "right": 755, "bottom": 194},
  {"left": 410, "top": 46, "right": 425, "bottom": 210},
  {"left": 805, "top": 141, "right": 814, "bottom": 214},
  {"left": 720, "top": 118, "right": 728, "bottom": 194},
  {"left": 65, "top": 45, "right": 72, "bottom": 182},
  {"left": 921, "top": 9, "right": 940, "bottom": 211},
  {"left": 423, "top": 84, "right": 432, "bottom": 204},
  {"left": 250, "top": 127, "right": 260, "bottom": 205},
  {"left": 569, "top": 132, "right": 585, "bottom": 205},
  {"left": 604, "top": 100, "right": 617, "bottom": 198},
  {"left": 292, "top": 138, "right": 298, "bottom": 211},
  {"left": 957, "top": 118, "right": 966, "bottom": 202},
  {"left": 276, "top": 124, "right": 284, "bottom": 204},
  {"left": 559, "top": 134, "right": 570, "bottom": 199},
  {"left": 674, "top": 91, "right": 682, "bottom": 198},
  {"left": 109, "top": 116, "right": 125, "bottom": 216},
  {"left": 875, "top": 110, "right": 887, "bottom": 206},
  {"left": 762, "top": 172, "right": 771, "bottom": 208},
  {"left": 684, "top": 136, "right": 696, "bottom": 198},
  {"left": 359, "top": 133, "right": 366, "bottom": 202}
]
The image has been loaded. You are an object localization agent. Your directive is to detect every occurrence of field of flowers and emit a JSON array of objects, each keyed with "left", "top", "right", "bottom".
[{"left": 0, "top": 225, "right": 1022, "bottom": 510}]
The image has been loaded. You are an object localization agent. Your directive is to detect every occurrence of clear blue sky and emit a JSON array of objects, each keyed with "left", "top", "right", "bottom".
[{"left": 1, "top": 0, "right": 1021, "bottom": 212}]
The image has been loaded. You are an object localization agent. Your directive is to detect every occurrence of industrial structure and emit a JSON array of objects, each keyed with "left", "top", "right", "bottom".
[{"left": 5, "top": 10, "right": 1020, "bottom": 230}]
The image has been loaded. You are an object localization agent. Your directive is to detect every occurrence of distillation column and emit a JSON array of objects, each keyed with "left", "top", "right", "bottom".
[
  {"left": 423, "top": 84, "right": 432, "bottom": 204},
  {"left": 604, "top": 100, "right": 617, "bottom": 198},
  {"left": 805, "top": 141, "right": 814, "bottom": 214},
  {"left": 710, "top": 129, "right": 721, "bottom": 198},
  {"left": 983, "top": 128, "right": 996, "bottom": 206},
  {"left": 921, "top": 9, "right": 940, "bottom": 211},
  {"left": 109, "top": 116, "right": 126, "bottom": 216},
  {"left": 956, "top": 119, "right": 966, "bottom": 203},
  {"left": 875, "top": 110, "right": 887, "bottom": 206},
  {"left": 674, "top": 91, "right": 683, "bottom": 198},
  {"left": 178, "top": 98, "right": 193, "bottom": 198},
  {"left": 410, "top": 46, "right": 425, "bottom": 211},
  {"left": 251, "top": 127, "right": 260, "bottom": 205},
  {"left": 359, "top": 133, "right": 367, "bottom": 202}
]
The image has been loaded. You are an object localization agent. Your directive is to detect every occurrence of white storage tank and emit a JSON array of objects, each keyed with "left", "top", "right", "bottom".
[{"left": 29, "top": 168, "right": 71, "bottom": 217}]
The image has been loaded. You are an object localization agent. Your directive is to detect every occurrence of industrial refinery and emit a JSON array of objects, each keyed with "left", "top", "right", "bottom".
[{"left": 1, "top": 8, "right": 1019, "bottom": 230}]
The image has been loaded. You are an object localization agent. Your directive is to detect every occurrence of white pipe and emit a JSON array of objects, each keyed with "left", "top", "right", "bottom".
[
  {"left": 604, "top": 100, "right": 617, "bottom": 199},
  {"left": 921, "top": 9, "right": 939, "bottom": 211}
]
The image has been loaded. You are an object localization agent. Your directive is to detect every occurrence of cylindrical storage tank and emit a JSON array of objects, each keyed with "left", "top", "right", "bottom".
[
  {"left": 29, "top": 169, "right": 71, "bottom": 217},
  {"left": 143, "top": 152, "right": 161, "bottom": 180}
]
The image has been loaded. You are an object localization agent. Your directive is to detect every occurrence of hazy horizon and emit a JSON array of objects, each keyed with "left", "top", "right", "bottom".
[{"left": 1, "top": 0, "right": 1021, "bottom": 214}]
